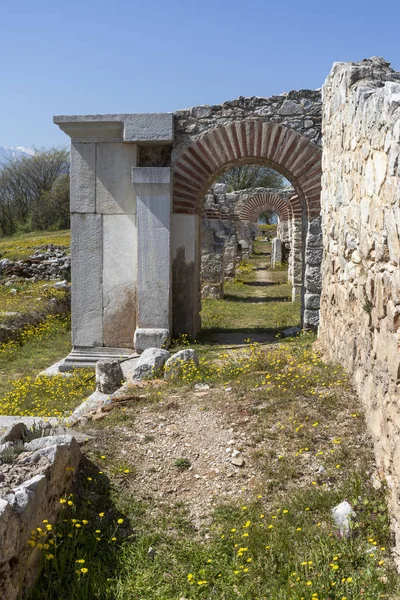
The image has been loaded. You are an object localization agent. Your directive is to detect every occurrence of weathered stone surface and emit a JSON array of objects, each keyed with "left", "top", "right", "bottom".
[
  {"left": 70, "top": 143, "right": 96, "bottom": 213},
  {"left": 303, "top": 309, "right": 320, "bottom": 329},
  {"left": 95, "top": 360, "right": 125, "bottom": 394},
  {"left": 54, "top": 113, "right": 173, "bottom": 143},
  {"left": 304, "top": 293, "right": 321, "bottom": 310},
  {"left": 320, "top": 56, "right": 400, "bottom": 563},
  {"left": 133, "top": 168, "right": 171, "bottom": 335},
  {"left": 123, "top": 113, "right": 174, "bottom": 142},
  {"left": 24, "top": 435, "right": 75, "bottom": 452},
  {"left": 71, "top": 213, "right": 103, "bottom": 347},
  {"left": 131, "top": 348, "right": 171, "bottom": 381},
  {"left": 271, "top": 237, "right": 282, "bottom": 268},
  {"left": 103, "top": 214, "right": 137, "bottom": 348},
  {"left": 164, "top": 349, "right": 199, "bottom": 380},
  {"left": 332, "top": 501, "right": 356, "bottom": 537},
  {"left": 305, "top": 264, "right": 322, "bottom": 293},
  {"left": 1, "top": 423, "right": 27, "bottom": 445},
  {"left": 134, "top": 328, "right": 170, "bottom": 353},
  {"left": 0, "top": 437, "right": 81, "bottom": 600},
  {"left": 68, "top": 390, "right": 112, "bottom": 424},
  {"left": 212, "top": 183, "right": 228, "bottom": 194},
  {"left": 96, "top": 143, "right": 138, "bottom": 214},
  {"left": 305, "top": 245, "right": 324, "bottom": 266}
]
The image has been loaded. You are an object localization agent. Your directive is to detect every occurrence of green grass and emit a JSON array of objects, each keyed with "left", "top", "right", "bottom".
[
  {"left": 0, "top": 279, "right": 69, "bottom": 319},
  {"left": 28, "top": 336, "right": 400, "bottom": 599},
  {"left": 0, "top": 314, "right": 95, "bottom": 417},
  {"left": 0, "top": 229, "right": 70, "bottom": 261},
  {"left": 201, "top": 241, "right": 299, "bottom": 333},
  {"left": 0, "top": 326, "right": 72, "bottom": 396}
]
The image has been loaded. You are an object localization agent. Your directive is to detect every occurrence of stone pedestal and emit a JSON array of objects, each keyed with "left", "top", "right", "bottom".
[
  {"left": 132, "top": 167, "right": 172, "bottom": 352},
  {"left": 271, "top": 237, "right": 282, "bottom": 268}
]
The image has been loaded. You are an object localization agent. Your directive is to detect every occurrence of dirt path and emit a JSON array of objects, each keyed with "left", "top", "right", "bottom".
[
  {"left": 205, "top": 253, "right": 286, "bottom": 345},
  {"left": 87, "top": 387, "right": 265, "bottom": 527}
]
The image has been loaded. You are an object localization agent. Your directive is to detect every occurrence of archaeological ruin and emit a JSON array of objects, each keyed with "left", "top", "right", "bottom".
[
  {"left": 54, "top": 56, "right": 400, "bottom": 559},
  {"left": 54, "top": 86, "right": 322, "bottom": 363}
]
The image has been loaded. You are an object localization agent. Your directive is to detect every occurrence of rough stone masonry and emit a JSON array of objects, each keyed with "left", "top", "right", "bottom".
[
  {"left": 54, "top": 89, "right": 322, "bottom": 366},
  {"left": 319, "top": 57, "right": 400, "bottom": 564},
  {"left": 53, "top": 56, "right": 400, "bottom": 562}
]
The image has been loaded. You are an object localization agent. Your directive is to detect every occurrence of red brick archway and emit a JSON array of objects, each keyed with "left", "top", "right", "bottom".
[
  {"left": 238, "top": 191, "right": 291, "bottom": 222},
  {"left": 173, "top": 121, "right": 321, "bottom": 217}
]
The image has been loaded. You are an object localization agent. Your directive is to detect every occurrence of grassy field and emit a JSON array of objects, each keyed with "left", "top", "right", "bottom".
[
  {"left": 0, "top": 313, "right": 95, "bottom": 417},
  {"left": 201, "top": 240, "right": 300, "bottom": 333},
  {"left": 0, "top": 229, "right": 70, "bottom": 260},
  {"left": 0, "top": 231, "right": 94, "bottom": 417},
  {"left": 29, "top": 335, "right": 400, "bottom": 599},
  {"left": 0, "top": 279, "right": 69, "bottom": 318},
  {"left": 0, "top": 232, "right": 396, "bottom": 599}
]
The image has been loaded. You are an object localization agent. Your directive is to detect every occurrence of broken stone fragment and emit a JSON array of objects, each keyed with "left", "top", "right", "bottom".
[
  {"left": 96, "top": 360, "right": 125, "bottom": 394},
  {"left": 131, "top": 348, "right": 171, "bottom": 381},
  {"left": 231, "top": 456, "right": 244, "bottom": 467},
  {"left": 164, "top": 349, "right": 199, "bottom": 380},
  {"left": 194, "top": 383, "right": 210, "bottom": 391},
  {"left": 332, "top": 500, "right": 356, "bottom": 536},
  {"left": 24, "top": 435, "right": 76, "bottom": 452},
  {"left": 282, "top": 326, "right": 301, "bottom": 338},
  {"left": 0, "top": 422, "right": 28, "bottom": 445}
]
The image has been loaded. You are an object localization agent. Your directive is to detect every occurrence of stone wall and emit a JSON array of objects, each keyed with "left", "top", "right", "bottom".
[
  {"left": 201, "top": 186, "right": 309, "bottom": 307},
  {"left": 201, "top": 218, "right": 226, "bottom": 298},
  {"left": 319, "top": 57, "right": 400, "bottom": 560},
  {"left": 0, "top": 430, "right": 82, "bottom": 599},
  {"left": 0, "top": 246, "right": 70, "bottom": 281},
  {"left": 173, "top": 91, "right": 322, "bottom": 166}
]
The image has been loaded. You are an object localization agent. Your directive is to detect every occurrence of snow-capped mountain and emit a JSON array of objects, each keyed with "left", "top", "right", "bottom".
[{"left": 0, "top": 146, "right": 35, "bottom": 167}]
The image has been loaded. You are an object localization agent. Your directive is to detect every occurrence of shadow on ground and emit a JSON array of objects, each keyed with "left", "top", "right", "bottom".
[
  {"left": 242, "top": 281, "right": 278, "bottom": 287},
  {"left": 199, "top": 326, "right": 301, "bottom": 345},
  {"left": 29, "top": 456, "right": 130, "bottom": 600},
  {"left": 224, "top": 294, "right": 291, "bottom": 304}
]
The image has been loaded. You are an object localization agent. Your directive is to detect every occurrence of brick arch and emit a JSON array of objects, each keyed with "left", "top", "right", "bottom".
[
  {"left": 238, "top": 192, "right": 291, "bottom": 222},
  {"left": 173, "top": 121, "right": 321, "bottom": 217}
]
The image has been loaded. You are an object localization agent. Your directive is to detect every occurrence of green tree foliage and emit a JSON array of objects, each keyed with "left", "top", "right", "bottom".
[
  {"left": 0, "top": 148, "right": 69, "bottom": 235},
  {"left": 218, "top": 164, "right": 286, "bottom": 191},
  {"left": 258, "top": 211, "right": 278, "bottom": 224}
]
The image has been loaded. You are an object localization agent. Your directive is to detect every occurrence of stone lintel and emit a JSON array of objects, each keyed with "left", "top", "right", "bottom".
[{"left": 54, "top": 113, "right": 174, "bottom": 144}]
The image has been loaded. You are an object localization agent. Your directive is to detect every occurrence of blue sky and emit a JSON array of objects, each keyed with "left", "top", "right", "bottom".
[{"left": 1, "top": 0, "right": 399, "bottom": 148}]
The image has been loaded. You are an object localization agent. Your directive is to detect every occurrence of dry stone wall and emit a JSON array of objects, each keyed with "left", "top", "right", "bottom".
[
  {"left": 0, "top": 429, "right": 82, "bottom": 599},
  {"left": 319, "top": 57, "right": 400, "bottom": 560}
]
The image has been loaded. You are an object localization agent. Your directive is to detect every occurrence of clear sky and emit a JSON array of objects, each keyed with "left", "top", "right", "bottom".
[{"left": 1, "top": 0, "right": 399, "bottom": 148}]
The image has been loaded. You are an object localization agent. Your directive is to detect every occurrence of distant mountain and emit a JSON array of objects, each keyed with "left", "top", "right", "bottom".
[{"left": 0, "top": 146, "right": 35, "bottom": 168}]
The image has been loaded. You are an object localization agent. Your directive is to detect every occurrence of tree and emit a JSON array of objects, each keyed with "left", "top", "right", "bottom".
[
  {"left": 259, "top": 211, "right": 278, "bottom": 224},
  {"left": 0, "top": 148, "right": 69, "bottom": 235},
  {"left": 217, "top": 164, "right": 286, "bottom": 191}
]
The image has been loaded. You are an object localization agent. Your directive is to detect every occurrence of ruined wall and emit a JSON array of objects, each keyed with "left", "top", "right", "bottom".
[
  {"left": 319, "top": 57, "right": 400, "bottom": 559},
  {"left": 173, "top": 91, "right": 322, "bottom": 166},
  {"left": 0, "top": 434, "right": 81, "bottom": 599},
  {"left": 201, "top": 218, "right": 226, "bottom": 298}
]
